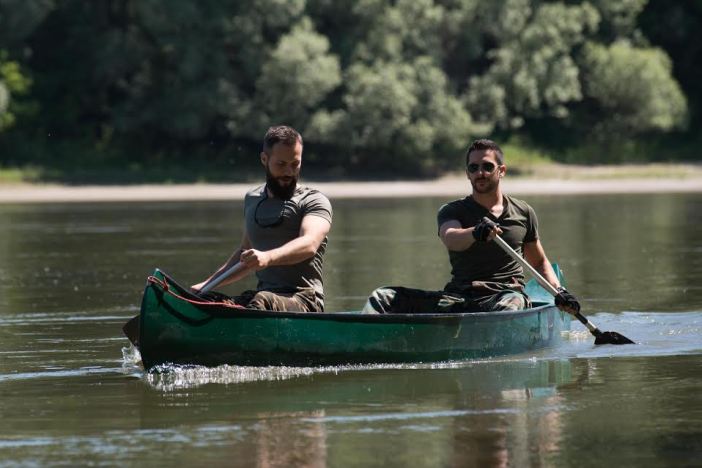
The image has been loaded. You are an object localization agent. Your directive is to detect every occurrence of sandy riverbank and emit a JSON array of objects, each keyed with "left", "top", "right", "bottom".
[{"left": 0, "top": 175, "right": 701, "bottom": 204}]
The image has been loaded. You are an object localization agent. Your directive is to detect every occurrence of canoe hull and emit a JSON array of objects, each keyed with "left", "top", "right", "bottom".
[{"left": 138, "top": 270, "right": 570, "bottom": 369}]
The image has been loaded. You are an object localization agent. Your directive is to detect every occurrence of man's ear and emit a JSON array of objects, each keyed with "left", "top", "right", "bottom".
[{"left": 260, "top": 152, "right": 268, "bottom": 167}]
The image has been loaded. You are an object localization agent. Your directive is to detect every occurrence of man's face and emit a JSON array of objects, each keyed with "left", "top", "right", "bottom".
[
  {"left": 466, "top": 149, "right": 505, "bottom": 194},
  {"left": 261, "top": 141, "right": 302, "bottom": 200}
]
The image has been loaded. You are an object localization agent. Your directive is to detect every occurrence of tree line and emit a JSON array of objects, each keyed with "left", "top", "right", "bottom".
[{"left": 0, "top": 0, "right": 699, "bottom": 180}]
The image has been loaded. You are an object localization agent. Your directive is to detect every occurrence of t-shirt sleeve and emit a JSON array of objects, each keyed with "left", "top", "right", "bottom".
[
  {"left": 525, "top": 205, "right": 539, "bottom": 243},
  {"left": 303, "top": 191, "right": 333, "bottom": 224},
  {"left": 437, "top": 203, "right": 459, "bottom": 235}
]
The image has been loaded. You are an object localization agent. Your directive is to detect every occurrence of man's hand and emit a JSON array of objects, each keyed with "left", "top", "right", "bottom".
[
  {"left": 472, "top": 218, "right": 501, "bottom": 242},
  {"left": 240, "top": 249, "right": 272, "bottom": 270},
  {"left": 555, "top": 287, "right": 581, "bottom": 314}
]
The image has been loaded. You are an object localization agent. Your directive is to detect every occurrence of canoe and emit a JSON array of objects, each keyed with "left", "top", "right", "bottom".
[{"left": 135, "top": 268, "right": 570, "bottom": 369}]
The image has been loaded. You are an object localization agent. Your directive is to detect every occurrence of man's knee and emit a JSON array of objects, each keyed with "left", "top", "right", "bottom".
[
  {"left": 362, "top": 287, "right": 396, "bottom": 314},
  {"left": 494, "top": 292, "right": 528, "bottom": 311}
]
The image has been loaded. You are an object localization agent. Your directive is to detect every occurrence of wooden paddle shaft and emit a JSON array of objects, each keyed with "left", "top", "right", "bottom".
[
  {"left": 200, "top": 262, "right": 249, "bottom": 294},
  {"left": 492, "top": 234, "right": 600, "bottom": 334}
]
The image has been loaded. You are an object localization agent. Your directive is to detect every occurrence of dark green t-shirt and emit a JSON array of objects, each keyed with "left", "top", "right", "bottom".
[
  {"left": 244, "top": 184, "right": 332, "bottom": 310},
  {"left": 436, "top": 195, "right": 538, "bottom": 293}
]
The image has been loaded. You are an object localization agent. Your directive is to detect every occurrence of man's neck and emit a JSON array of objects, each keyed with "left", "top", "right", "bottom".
[{"left": 472, "top": 189, "right": 504, "bottom": 214}]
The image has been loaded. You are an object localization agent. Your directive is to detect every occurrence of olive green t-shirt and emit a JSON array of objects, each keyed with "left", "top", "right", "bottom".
[
  {"left": 436, "top": 195, "right": 538, "bottom": 293},
  {"left": 244, "top": 185, "right": 332, "bottom": 310}
]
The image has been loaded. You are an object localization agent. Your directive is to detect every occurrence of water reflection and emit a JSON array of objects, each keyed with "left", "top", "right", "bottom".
[
  {"left": 138, "top": 358, "right": 573, "bottom": 467},
  {"left": 253, "top": 410, "right": 327, "bottom": 468}
]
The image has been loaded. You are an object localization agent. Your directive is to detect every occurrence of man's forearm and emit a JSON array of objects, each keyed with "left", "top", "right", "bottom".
[
  {"left": 265, "top": 235, "right": 320, "bottom": 266},
  {"left": 442, "top": 227, "right": 476, "bottom": 251},
  {"left": 533, "top": 259, "right": 561, "bottom": 290}
]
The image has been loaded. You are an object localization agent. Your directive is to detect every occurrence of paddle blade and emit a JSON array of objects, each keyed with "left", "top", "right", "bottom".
[{"left": 594, "top": 331, "right": 635, "bottom": 345}]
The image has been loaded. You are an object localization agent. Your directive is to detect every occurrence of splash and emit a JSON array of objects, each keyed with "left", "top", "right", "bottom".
[
  {"left": 121, "top": 345, "right": 142, "bottom": 367},
  {"left": 555, "top": 311, "right": 702, "bottom": 359}
]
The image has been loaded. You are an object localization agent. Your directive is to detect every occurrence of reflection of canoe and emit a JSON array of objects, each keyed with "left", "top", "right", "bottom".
[
  {"left": 144, "top": 359, "right": 574, "bottom": 411},
  {"left": 136, "top": 268, "right": 570, "bottom": 369}
]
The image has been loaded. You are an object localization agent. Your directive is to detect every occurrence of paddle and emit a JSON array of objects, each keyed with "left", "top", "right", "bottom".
[
  {"left": 198, "top": 261, "right": 250, "bottom": 294},
  {"left": 122, "top": 262, "right": 252, "bottom": 347},
  {"left": 490, "top": 227, "right": 634, "bottom": 345}
]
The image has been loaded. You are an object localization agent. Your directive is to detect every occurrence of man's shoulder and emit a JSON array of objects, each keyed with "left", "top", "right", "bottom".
[
  {"left": 440, "top": 197, "right": 470, "bottom": 209},
  {"left": 504, "top": 195, "right": 534, "bottom": 214},
  {"left": 295, "top": 185, "right": 331, "bottom": 203},
  {"left": 295, "top": 186, "right": 333, "bottom": 222},
  {"left": 245, "top": 184, "right": 266, "bottom": 199},
  {"left": 439, "top": 197, "right": 470, "bottom": 211}
]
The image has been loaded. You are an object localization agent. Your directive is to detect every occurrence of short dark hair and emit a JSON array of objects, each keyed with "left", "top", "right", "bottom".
[
  {"left": 465, "top": 139, "right": 504, "bottom": 166},
  {"left": 263, "top": 125, "right": 303, "bottom": 154}
]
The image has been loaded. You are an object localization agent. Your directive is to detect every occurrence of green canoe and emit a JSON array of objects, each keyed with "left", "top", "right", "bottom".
[{"left": 135, "top": 268, "right": 570, "bottom": 369}]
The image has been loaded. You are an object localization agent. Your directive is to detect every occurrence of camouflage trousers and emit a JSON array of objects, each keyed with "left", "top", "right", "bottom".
[
  {"left": 200, "top": 287, "right": 320, "bottom": 312},
  {"left": 362, "top": 286, "right": 530, "bottom": 314},
  {"left": 232, "top": 288, "right": 321, "bottom": 312}
]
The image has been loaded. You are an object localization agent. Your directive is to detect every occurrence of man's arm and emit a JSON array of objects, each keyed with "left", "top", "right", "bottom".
[
  {"left": 523, "top": 239, "right": 582, "bottom": 313},
  {"left": 240, "top": 215, "right": 331, "bottom": 270},
  {"left": 439, "top": 220, "right": 502, "bottom": 251},
  {"left": 522, "top": 239, "right": 561, "bottom": 289}
]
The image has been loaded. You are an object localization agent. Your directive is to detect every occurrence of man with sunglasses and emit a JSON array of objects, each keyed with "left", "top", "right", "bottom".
[
  {"left": 192, "top": 125, "right": 332, "bottom": 312},
  {"left": 364, "top": 139, "right": 580, "bottom": 315}
]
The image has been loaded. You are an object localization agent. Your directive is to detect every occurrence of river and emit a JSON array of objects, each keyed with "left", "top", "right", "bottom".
[{"left": 1, "top": 193, "right": 701, "bottom": 466}]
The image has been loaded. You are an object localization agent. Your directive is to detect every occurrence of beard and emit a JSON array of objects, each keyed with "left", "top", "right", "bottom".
[
  {"left": 470, "top": 174, "right": 499, "bottom": 194},
  {"left": 265, "top": 166, "right": 298, "bottom": 200}
]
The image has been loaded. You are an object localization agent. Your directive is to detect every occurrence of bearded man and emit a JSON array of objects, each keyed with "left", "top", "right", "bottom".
[
  {"left": 192, "top": 126, "right": 332, "bottom": 312},
  {"left": 364, "top": 139, "right": 580, "bottom": 315}
]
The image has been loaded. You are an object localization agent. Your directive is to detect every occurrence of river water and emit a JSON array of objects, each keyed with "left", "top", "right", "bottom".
[{"left": 1, "top": 192, "right": 701, "bottom": 466}]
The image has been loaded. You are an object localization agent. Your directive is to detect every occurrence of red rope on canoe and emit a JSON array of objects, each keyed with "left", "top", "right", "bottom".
[{"left": 147, "top": 276, "right": 245, "bottom": 309}]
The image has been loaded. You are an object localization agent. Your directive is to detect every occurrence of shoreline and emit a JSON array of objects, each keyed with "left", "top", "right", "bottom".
[{"left": 0, "top": 176, "right": 701, "bottom": 203}]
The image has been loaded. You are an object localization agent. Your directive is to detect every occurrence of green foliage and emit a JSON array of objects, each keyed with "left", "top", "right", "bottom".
[
  {"left": 251, "top": 19, "right": 341, "bottom": 134},
  {"left": 0, "top": 0, "right": 54, "bottom": 46},
  {"left": 309, "top": 57, "right": 476, "bottom": 173},
  {"left": 0, "top": 83, "right": 8, "bottom": 127},
  {"left": 590, "top": 0, "right": 648, "bottom": 41},
  {"left": 466, "top": 2, "right": 600, "bottom": 129},
  {"left": 638, "top": 0, "right": 702, "bottom": 131},
  {"left": 352, "top": 0, "right": 444, "bottom": 63},
  {"left": 0, "top": 52, "right": 31, "bottom": 130},
  {"left": 225, "top": 0, "right": 306, "bottom": 87},
  {"left": 0, "top": 0, "right": 700, "bottom": 178},
  {"left": 580, "top": 41, "right": 688, "bottom": 137},
  {"left": 108, "top": 1, "right": 237, "bottom": 140}
]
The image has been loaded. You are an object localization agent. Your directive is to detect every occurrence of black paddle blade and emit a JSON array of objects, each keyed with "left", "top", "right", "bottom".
[
  {"left": 122, "top": 315, "right": 140, "bottom": 347},
  {"left": 594, "top": 330, "right": 635, "bottom": 345}
]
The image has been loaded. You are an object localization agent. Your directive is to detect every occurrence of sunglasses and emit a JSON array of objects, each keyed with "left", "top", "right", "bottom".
[
  {"left": 254, "top": 194, "right": 285, "bottom": 228},
  {"left": 467, "top": 162, "right": 498, "bottom": 174}
]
